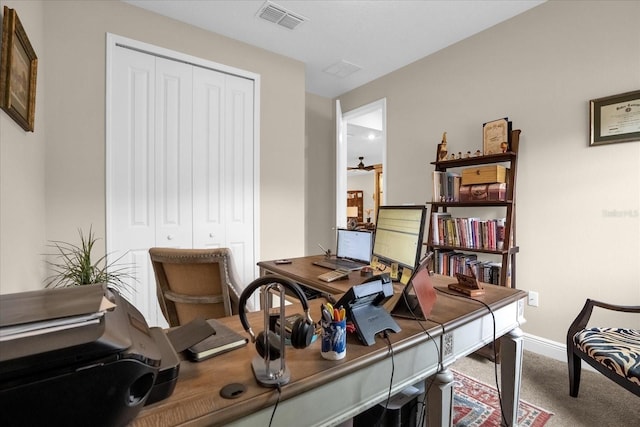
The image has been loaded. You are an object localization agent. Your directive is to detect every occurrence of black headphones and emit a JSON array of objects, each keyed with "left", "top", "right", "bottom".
[{"left": 238, "top": 276, "right": 314, "bottom": 360}]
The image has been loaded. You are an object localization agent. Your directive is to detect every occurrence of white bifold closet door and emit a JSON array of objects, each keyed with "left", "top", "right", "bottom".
[{"left": 107, "top": 44, "right": 255, "bottom": 327}]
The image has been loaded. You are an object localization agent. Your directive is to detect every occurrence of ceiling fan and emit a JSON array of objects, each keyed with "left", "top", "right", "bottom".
[{"left": 348, "top": 156, "right": 375, "bottom": 171}]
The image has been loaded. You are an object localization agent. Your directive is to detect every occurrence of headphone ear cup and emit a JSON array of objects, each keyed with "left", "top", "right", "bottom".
[
  {"left": 290, "top": 318, "right": 314, "bottom": 349},
  {"left": 255, "top": 330, "right": 281, "bottom": 360}
]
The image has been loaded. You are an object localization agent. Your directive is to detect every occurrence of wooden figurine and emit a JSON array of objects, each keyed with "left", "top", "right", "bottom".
[{"left": 436, "top": 132, "right": 448, "bottom": 161}]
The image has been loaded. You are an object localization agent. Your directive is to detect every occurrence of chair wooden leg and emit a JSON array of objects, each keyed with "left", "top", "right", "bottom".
[{"left": 568, "top": 352, "right": 582, "bottom": 397}]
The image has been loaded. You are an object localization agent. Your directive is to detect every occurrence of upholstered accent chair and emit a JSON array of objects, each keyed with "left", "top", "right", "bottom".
[
  {"left": 149, "top": 247, "right": 247, "bottom": 327},
  {"left": 567, "top": 299, "right": 640, "bottom": 397}
]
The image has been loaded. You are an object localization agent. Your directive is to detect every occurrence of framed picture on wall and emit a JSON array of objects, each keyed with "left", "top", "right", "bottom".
[
  {"left": 0, "top": 6, "right": 38, "bottom": 132},
  {"left": 589, "top": 90, "right": 640, "bottom": 146}
]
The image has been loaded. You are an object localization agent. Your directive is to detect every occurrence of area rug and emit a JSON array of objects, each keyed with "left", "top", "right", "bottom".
[{"left": 453, "top": 370, "right": 553, "bottom": 427}]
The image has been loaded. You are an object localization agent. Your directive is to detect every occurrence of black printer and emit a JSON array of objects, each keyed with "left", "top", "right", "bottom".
[{"left": 0, "top": 284, "right": 180, "bottom": 427}]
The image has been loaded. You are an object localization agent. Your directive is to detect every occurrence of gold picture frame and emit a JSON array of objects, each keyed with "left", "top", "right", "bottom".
[
  {"left": 0, "top": 6, "right": 38, "bottom": 132},
  {"left": 589, "top": 90, "right": 640, "bottom": 146}
]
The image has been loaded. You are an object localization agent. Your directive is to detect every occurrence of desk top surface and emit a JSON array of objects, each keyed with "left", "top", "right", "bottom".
[
  {"left": 258, "top": 254, "right": 390, "bottom": 295},
  {"left": 133, "top": 256, "right": 526, "bottom": 427}
]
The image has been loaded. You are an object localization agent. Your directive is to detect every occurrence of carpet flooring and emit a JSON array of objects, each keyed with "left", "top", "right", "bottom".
[{"left": 453, "top": 350, "right": 640, "bottom": 427}]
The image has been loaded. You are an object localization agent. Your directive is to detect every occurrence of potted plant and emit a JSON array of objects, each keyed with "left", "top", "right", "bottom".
[{"left": 44, "top": 227, "right": 135, "bottom": 293}]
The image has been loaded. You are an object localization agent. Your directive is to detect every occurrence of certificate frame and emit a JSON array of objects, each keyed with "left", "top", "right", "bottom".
[
  {"left": 483, "top": 117, "right": 511, "bottom": 155},
  {"left": 0, "top": 6, "right": 38, "bottom": 132},
  {"left": 589, "top": 90, "right": 640, "bottom": 146}
]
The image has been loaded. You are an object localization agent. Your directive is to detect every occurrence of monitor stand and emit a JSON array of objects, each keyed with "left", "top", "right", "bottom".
[{"left": 349, "top": 303, "right": 401, "bottom": 346}]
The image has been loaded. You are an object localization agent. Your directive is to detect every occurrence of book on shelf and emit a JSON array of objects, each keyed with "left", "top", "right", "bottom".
[
  {"left": 496, "top": 218, "right": 505, "bottom": 250},
  {"left": 432, "top": 216, "right": 505, "bottom": 251},
  {"left": 431, "top": 212, "right": 451, "bottom": 245},
  {"left": 434, "top": 250, "right": 503, "bottom": 285},
  {"left": 186, "top": 318, "right": 248, "bottom": 362},
  {"left": 432, "top": 171, "right": 460, "bottom": 202}
]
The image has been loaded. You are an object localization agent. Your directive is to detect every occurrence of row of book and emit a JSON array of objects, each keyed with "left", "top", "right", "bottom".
[
  {"left": 434, "top": 250, "right": 503, "bottom": 285},
  {"left": 431, "top": 213, "right": 505, "bottom": 251},
  {"left": 432, "top": 171, "right": 461, "bottom": 202}
]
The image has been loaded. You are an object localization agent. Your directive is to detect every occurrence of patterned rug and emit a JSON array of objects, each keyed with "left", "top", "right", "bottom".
[{"left": 453, "top": 370, "right": 553, "bottom": 427}]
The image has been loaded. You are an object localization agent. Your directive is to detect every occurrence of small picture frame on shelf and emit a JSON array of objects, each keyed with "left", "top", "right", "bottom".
[
  {"left": 589, "top": 90, "right": 640, "bottom": 146},
  {"left": 483, "top": 118, "right": 511, "bottom": 155},
  {"left": 0, "top": 6, "right": 38, "bottom": 132}
]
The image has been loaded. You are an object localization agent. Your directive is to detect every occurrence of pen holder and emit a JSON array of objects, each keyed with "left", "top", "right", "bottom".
[{"left": 321, "top": 319, "right": 347, "bottom": 360}]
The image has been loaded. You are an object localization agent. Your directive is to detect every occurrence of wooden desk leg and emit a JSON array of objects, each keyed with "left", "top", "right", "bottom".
[
  {"left": 500, "top": 327, "right": 524, "bottom": 427},
  {"left": 426, "top": 368, "right": 454, "bottom": 427}
]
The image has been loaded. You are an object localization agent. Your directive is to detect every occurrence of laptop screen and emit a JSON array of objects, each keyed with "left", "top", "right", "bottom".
[{"left": 336, "top": 229, "right": 373, "bottom": 263}]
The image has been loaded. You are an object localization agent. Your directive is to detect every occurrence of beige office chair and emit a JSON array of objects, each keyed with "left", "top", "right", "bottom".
[{"left": 149, "top": 247, "right": 247, "bottom": 327}]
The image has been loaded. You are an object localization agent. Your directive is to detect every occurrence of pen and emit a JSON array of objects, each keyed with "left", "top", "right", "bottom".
[{"left": 318, "top": 243, "right": 331, "bottom": 256}]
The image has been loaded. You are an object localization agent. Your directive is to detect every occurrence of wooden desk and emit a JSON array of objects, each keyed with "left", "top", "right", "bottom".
[
  {"left": 133, "top": 257, "right": 527, "bottom": 427},
  {"left": 258, "top": 255, "right": 369, "bottom": 296}
]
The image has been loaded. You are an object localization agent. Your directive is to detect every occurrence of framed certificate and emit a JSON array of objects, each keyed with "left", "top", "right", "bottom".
[
  {"left": 590, "top": 90, "right": 640, "bottom": 146},
  {"left": 483, "top": 118, "right": 511, "bottom": 155}
]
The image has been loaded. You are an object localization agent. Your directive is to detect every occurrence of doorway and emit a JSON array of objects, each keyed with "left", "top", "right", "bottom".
[{"left": 336, "top": 99, "right": 386, "bottom": 229}]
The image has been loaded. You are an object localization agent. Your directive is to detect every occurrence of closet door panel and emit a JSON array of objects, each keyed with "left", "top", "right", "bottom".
[
  {"left": 225, "top": 76, "right": 255, "bottom": 284},
  {"left": 155, "top": 58, "right": 193, "bottom": 248},
  {"left": 192, "top": 67, "right": 225, "bottom": 249},
  {"left": 108, "top": 46, "right": 156, "bottom": 307}
]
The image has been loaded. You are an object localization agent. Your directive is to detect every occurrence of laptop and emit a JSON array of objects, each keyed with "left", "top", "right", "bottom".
[{"left": 314, "top": 229, "right": 373, "bottom": 271}]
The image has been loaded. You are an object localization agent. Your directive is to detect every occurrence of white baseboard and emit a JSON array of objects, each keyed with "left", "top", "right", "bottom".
[{"left": 523, "top": 332, "right": 596, "bottom": 373}]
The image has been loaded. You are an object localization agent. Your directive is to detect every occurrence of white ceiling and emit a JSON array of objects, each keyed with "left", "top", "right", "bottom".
[
  {"left": 123, "top": 0, "right": 544, "bottom": 170},
  {"left": 123, "top": 0, "right": 545, "bottom": 98}
]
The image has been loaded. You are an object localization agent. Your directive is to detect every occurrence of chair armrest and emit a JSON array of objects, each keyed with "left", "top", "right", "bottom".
[{"left": 568, "top": 299, "right": 640, "bottom": 342}]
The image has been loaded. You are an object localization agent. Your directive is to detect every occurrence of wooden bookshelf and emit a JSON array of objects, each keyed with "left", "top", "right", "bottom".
[{"left": 426, "top": 129, "right": 521, "bottom": 361}]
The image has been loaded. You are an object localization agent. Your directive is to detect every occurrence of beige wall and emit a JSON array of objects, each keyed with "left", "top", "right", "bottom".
[
  {"left": 305, "top": 92, "right": 335, "bottom": 255},
  {"left": 0, "top": 0, "right": 306, "bottom": 294},
  {"left": 0, "top": 1, "right": 47, "bottom": 293},
  {"left": 332, "top": 0, "right": 640, "bottom": 346}
]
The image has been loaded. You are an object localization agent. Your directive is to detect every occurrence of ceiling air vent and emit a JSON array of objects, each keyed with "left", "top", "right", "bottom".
[
  {"left": 257, "top": 1, "right": 306, "bottom": 30},
  {"left": 323, "top": 60, "right": 362, "bottom": 79}
]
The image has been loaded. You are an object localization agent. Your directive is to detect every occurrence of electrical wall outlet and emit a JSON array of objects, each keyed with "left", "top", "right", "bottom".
[{"left": 528, "top": 291, "right": 539, "bottom": 307}]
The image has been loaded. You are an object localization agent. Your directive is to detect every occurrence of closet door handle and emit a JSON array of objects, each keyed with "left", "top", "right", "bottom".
[{"left": 167, "top": 235, "right": 174, "bottom": 241}]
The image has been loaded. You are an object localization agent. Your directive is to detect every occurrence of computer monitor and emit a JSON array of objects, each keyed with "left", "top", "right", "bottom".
[
  {"left": 372, "top": 205, "right": 427, "bottom": 270},
  {"left": 336, "top": 229, "right": 373, "bottom": 263}
]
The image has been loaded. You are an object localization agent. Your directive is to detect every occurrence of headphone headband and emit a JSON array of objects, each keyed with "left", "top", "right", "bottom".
[{"left": 238, "top": 275, "right": 312, "bottom": 340}]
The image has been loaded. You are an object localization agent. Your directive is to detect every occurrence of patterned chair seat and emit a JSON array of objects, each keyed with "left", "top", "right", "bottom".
[
  {"left": 567, "top": 299, "right": 640, "bottom": 398},
  {"left": 572, "top": 327, "right": 640, "bottom": 388}
]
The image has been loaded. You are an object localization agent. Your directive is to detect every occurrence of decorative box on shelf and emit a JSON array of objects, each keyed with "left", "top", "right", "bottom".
[
  {"left": 459, "top": 183, "right": 507, "bottom": 202},
  {"left": 461, "top": 165, "right": 507, "bottom": 186}
]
